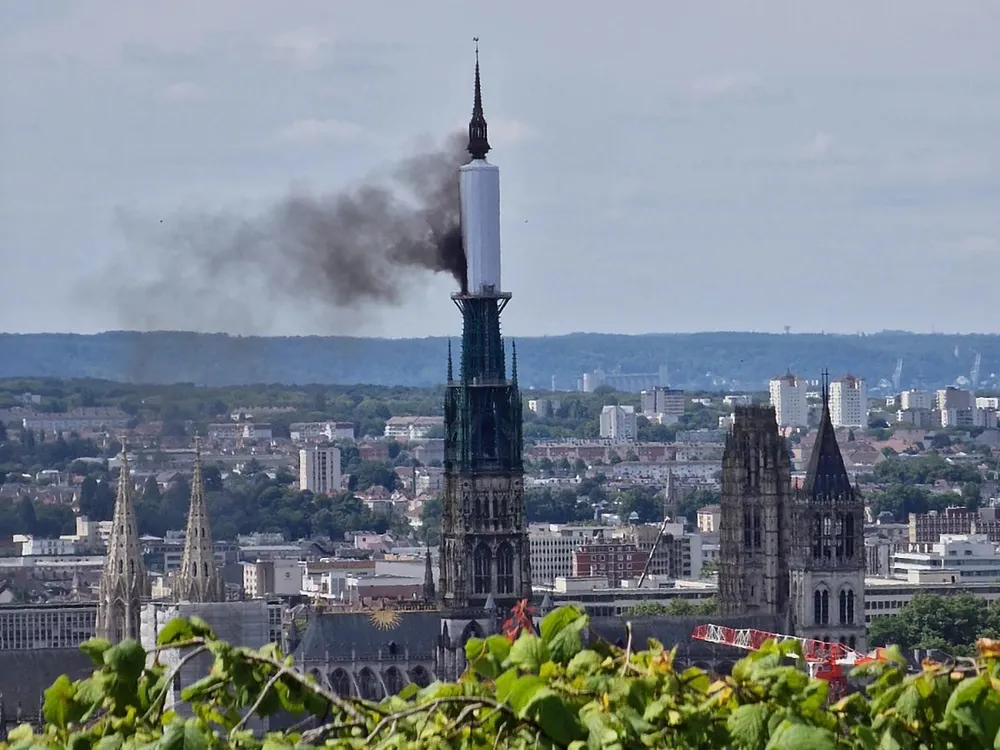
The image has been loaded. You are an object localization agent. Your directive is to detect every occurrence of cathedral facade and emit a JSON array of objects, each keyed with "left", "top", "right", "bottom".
[{"left": 718, "top": 377, "right": 866, "bottom": 650}]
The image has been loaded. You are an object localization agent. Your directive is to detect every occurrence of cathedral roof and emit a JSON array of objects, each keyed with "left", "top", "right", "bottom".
[
  {"left": 293, "top": 610, "right": 443, "bottom": 661},
  {"left": 802, "top": 376, "right": 853, "bottom": 500}
]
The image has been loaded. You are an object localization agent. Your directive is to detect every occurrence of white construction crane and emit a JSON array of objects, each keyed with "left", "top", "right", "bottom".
[{"left": 891, "top": 358, "right": 903, "bottom": 393}]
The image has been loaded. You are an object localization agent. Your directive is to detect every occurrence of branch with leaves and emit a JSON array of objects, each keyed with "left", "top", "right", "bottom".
[{"left": 6, "top": 607, "right": 1000, "bottom": 749}]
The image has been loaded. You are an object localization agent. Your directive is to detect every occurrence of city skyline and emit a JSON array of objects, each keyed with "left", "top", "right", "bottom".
[{"left": 2, "top": 1, "right": 999, "bottom": 338}]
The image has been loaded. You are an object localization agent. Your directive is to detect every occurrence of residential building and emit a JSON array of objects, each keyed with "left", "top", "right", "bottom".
[
  {"left": 21, "top": 407, "right": 129, "bottom": 433},
  {"left": 571, "top": 541, "right": 645, "bottom": 584},
  {"left": 900, "top": 390, "right": 934, "bottom": 411},
  {"left": 696, "top": 505, "right": 721, "bottom": 533},
  {"left": 976, "top": 397, "right": 1000, "bottom": 410},
  {"left": 640, "top": 387, "right": 685, "bottom": 424},
  {"left": 599, "top": 405, "right": 638, "bottom": 441},
  {"left": 830, "top": 375, "right": 867, "bottom": 428},
  {"left": 384, "top": 416, "right": 445, "bottom": 440},
  {"left": 527, "top": 398, "right": 561, "bottom": 416},
  {"left": 937, "top": 387, "right": 974, "bottom": 412},
  {"left": 243, "top": 559, "right": 303, "bottom": 598},
  {"left": 206, "top": 422, "right": 273, "bottom": 441},
  {"left": 768, "top": 373, "right": 808, "bottom": 428},
  {"left": 299, "top": 447, "right": 342, "bottom": 495},
  {"left": 289, "top": 422, "right": 356, "bottom": 441},
  {"left": 0, "top": 602, "right": 97, "bottom": 650},
  {"left": 529, "top": 524, "right": 612, "bottom": 584}
]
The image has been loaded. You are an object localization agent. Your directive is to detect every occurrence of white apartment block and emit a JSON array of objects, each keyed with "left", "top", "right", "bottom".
[
  {"left": 768, "top": 373, "right": 808, "bottom": 427},
  {"left": 528, "top": 398, "right": 562, "bottom": 416},
  {"left": 0, "top": 603, "right": 96, "bottom": 650},
  {"left": 383, "top": 416, "right": 445, "bottom": 440},
  {"left": 242, "top": 559, "right": 303, "bottom": 598},
  {"left": 529, "top": 524, "right": 612, "bottom": 584},
  {"left": 599, "top": 405, "right": 638, "bottom": 441},
  {"left": 976, "top": 397, "right": 1000, "bottom": 410},
  {"left": 900, "top": 390, "right": 933, "bottom": 411},
  {"left": 289, "top": 421, "right": 355, "bottom": 441},
  {"left": 830, "top": 375, "right": 867, "bottom": 428},
  {"left": 298, "top": 447, "right": 342, "bottom": 495},
  {"left": 14, "top": 535, "right": 76, "bottom": 556},
  {"left": 640, "top": 388, "right": 685, "bottom": 423}
]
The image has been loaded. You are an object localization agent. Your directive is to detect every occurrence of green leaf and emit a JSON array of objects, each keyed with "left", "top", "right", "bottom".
[
  {"left": 507, "top": 634, "right": 550, "bottom": 672},
  {"left": 44, "top": 674, "right": 83, "bottom": 729},
  {"left": 95, "top": 736, "right": 124, "bottom": 750},
  {"left": 545, "top": 611, "right": 588, "bottom": 664},
  {"left": 727, "top": 703, "right": 768, "bottom": 750},
  {"left": 464, "top": 636, "right": 485, "bottom": 663},
  {"left": 187, "top": 617, "right": 215, "bottom": 638},
  {"left": 566, "top": 650, "right": 602, "bottom": 678},
  {"left": 180, "top": 673, "right": 226, "bottom": 702},
  {"left": 79, "top": 637, "right": 112, "bottom": 666},
  {"left": 157, "top": 618, "right": 194, "bottom": 646},
  {"left": 104, "top": 639, "right": 146, "bottom": 682},
  {"left": 540, "top": 606, "right": 585, "bottom": 644},
  {"left": 522, "top": 687, "right": 587, "bottom": 746},
  {"left": 765, "top": 722, "right": 837, "bottom": 750}
]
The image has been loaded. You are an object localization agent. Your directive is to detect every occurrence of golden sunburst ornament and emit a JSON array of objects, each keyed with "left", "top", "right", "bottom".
[{"left": 369, "top": 607, "right": 401, "bottom": 631}]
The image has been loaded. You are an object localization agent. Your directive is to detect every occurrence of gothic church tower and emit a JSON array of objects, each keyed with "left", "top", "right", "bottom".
[
  {"left": 718, "top": 406, "right": 792, "bottom": 617},
  {"left": 789, "top": 375, "right": 866, "bottom": 650},
  {"left": 439, "top": 46, "right": 531, "bottom": 618},
  {"left": 96, "top": 442, "right": 148, "bottom": 642},
  {"left": 174, "top": 439, "right": 224, "bottom": 603}
]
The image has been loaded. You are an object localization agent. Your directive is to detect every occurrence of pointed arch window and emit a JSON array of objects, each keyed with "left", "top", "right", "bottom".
[
  {"left": 835, "top": 514, "right": 845, "bottom": 559},
  {"left": 752, "top": 508, "right": 762, "bottom": 549},
  {"left": 822, "top": 514, "right": 832, "bottom": 560},
  {"left": 845, "top": 514, "right": 855, "bottom": 558},
  {"left": 743, "top": 510, "right": 752, "bottom": 547},
  {"left": 814, "top": 588, "right": 830, "bottom": 625},
  {"left": 473, "top": 544, "right": 491, "bottom": 594},
  {"left": 812, "top": 515, "right": 823, "bottom": 559},
  {"left": 496, "top": 543, "right": 515, "bottom": 595}
]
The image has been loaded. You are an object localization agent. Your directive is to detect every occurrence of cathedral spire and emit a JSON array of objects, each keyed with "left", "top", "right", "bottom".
[
  {"left": 96, "top": 439, "right": 148, "bottom": 642},
  {"left": 423, "top": 547, "right": 435, "bottom": 602},
  {"left": 467, "top": 38, "right": 490, "bottom": 160},
  {"left": 176, "top": 437, "right": 223, "bottom": 602},
  {"left": 803, "top": 370, "right": 852, "bottom": 499}
]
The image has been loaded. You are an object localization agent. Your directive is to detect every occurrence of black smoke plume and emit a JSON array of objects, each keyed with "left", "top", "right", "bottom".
[{"left": 103, "top": 132, "right": 468, "bottom": 337}]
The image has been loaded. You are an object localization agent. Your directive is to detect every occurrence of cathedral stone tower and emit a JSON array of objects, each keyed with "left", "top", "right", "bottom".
[
  {"left": 439, "top": 46, "right": 531, "bottom": 618},
  {"left": 789, "top": 375, "right": 866, "bottom": 650},
  {"left": 96, "top": 442, "right": 148, "bottom": 642},
  {"left": 718, "top": 406, "right": 792, "bottom": 617},
  {"left": 174, "top": 440, "right": 224, "bottom": 603}
]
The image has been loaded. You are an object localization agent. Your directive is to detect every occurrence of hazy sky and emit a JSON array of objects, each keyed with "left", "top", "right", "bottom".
[{"left": 2, "top": 1, "right": 999, "bottom": 338}]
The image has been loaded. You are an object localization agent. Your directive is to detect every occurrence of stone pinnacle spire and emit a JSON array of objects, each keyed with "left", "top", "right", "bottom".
[
  {"left": 467, "top": 38, "right": 490, "bottom": 160},
  {"left": 96, "top": 439, "right": 148, "bottom": 642},
  {"left": 176, "top": 437, "right": 223, "bottom": 602},
  {"left": 423, "top": 547, "right": 435, "bottom": 602}
]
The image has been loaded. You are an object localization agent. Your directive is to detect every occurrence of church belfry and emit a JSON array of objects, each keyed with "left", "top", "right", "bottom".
[
  {"left": 96, "top": 441, "right": 148, "bottom": 642},
  {"left": 789, "top": 373, "right": 866, "bottom": 650},
  {"left": 439, "top": 45, "right": 531, "bottom": 614},
  {"left": 174, "top": 438, "right": 224, "bottom": 603},
  {"left": 718, "top": 406, "right": 792, "bottom": 617}
]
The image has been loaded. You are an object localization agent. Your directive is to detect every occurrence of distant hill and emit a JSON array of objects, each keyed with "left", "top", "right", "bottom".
[{"left": 0, "top": 331, "right": 997, "bottom": 391}]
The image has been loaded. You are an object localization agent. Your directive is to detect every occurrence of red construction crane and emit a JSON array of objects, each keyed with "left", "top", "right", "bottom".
[{"left": 691, "top": 623, "right": 887, "bottom": 699}]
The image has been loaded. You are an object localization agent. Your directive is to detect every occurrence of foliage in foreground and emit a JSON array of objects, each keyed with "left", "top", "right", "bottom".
[{"left": 6, "top": 607, "right": 1000, "bottom": 750}]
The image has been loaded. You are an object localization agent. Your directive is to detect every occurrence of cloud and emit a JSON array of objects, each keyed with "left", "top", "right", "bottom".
[
  {"left": 269, "top": 28, "right": 333, "bottom": 70},
  {"left": 276, "top": 118, "right": 366, "bottom": 144},
  {"left": 789, "top": 131, "right": 834, "bottom": 161},
  {"left": 158, "top": 81, "right": 204, "bottom": 102},
  {"left": 688, "top": 72, "right": 762, "bottom": 99},
  {"left": 957, "top": 235, "right": 1000, "bottom": 256}
]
